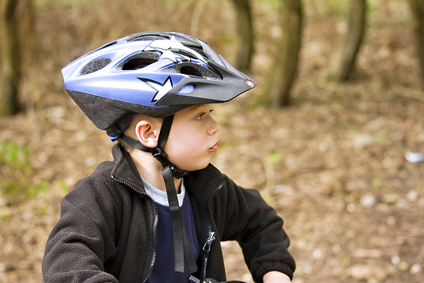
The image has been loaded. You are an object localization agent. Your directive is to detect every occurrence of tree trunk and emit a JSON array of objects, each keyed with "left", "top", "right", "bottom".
[
  {"left": 327, "top": 0, "right": 367, "bottom": 82},
  {"left": 0, "top": 0, "right": 21, "bottom": 116},
  {"left": 259, "top": 0, "right": 302, "bottom": 107},
  {"left": 18, "top": 0, "right": 35, "bottom": 61},
  {"left": 230, "top": 0, "right": 254, "bottom": 72},
  {"left": 408, "top": 0, "right": 424, "bottom": 90}
]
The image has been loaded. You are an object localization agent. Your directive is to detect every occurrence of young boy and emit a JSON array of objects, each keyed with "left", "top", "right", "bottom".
[{"left": 42, "top": 31, "right": 295, "bottom": 283}]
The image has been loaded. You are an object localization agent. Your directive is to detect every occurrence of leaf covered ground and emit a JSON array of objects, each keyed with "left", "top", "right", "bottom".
[{"left": 1, "top": 1, "right": 424, "bottom": 282}]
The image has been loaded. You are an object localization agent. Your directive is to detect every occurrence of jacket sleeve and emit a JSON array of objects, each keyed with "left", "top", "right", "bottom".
[
  {"left": 42, "top": 177, "right": 121, "bottom": 283},
  {"left": 216, "top": 176, "right": 296, "bottom": 282}
]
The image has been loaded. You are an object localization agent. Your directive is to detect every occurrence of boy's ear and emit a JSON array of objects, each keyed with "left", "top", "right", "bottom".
[{"left": 135, "top": 120, "right": 160, "bottom": 148}]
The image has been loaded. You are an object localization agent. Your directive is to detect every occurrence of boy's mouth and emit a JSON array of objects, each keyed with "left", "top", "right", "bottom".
[{"left": 209, "top": 141, "right": 219, "bottom": 152}]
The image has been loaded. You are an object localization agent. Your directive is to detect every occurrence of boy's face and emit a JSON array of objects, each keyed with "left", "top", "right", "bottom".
[{"left": 164, "top": 104, "right": 221, "bottom": 172}]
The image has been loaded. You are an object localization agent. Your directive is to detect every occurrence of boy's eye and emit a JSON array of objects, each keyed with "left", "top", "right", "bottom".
[
  {"left": 196, "top": 109, "right": 214, "bottom": 120},
  {"left": 196, "top": 112, "right": 205, "bottom": 120}
]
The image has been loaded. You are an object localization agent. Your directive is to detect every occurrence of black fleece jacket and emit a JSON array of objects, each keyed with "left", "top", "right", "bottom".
[{"left": 42, "top": 144, "right": 295, "bottom": 282}]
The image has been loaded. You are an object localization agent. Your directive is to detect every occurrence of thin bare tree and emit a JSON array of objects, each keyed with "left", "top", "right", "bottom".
[
  {"left": 0, "top": 0, "right": 22, "bottom": 116},
  {"left": 327, "top": 0, "right": 367, "bottom": 82},
  {"left": 230, "top": 0, "right": 254, "bottom": 72},
  {"left": 408, "top": 0, "right": 424, "bottom": 89},
  {"left": 258, "top": 0, "right": 303, "bottom": 107}
]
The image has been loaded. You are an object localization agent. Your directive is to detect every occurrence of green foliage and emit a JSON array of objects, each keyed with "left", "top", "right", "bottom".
[
  {"left": 372, "top": 178, "right": 382, "bottom": 188},
  {"left": 267, "top": 152, "right": 284, "bottom": 164},
  {"left": 1, "top": 210, "right": 9, "bottom": 220},
  {"left": 323, "top": 0, "right": 350, "bottom": 13},
  {"left": 257, "top": 0, "right": 282, "bottom": 11},
  {"left": 38, "top": 206, "right": 47, "bottom": 216},
  {"left": 1, "top": 140, "right": 31, "bottom": 168},
  {"left": 59, "top": 180, "right": 70, "bottom": 193},
  {"left": 0, "top": 140, "right": 48, "bottom": 203},
  {"left": 27, "top": 180, "right": 49, "bottom": 198}
]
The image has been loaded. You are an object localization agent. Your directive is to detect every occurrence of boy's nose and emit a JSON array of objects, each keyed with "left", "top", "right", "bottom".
[{"left": 208, "top": 117, "right": 221, "bottom": 136}]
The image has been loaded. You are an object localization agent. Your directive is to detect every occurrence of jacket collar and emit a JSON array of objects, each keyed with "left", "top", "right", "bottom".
[
  {"left": 110, "top": 144, "right": 146, "bottom": 193},
  {"left": 184, "top": 163, "right": 225, "bottom": 204},
  {"left": 110, "top": 143, "right": 225, "bottom": 201}
]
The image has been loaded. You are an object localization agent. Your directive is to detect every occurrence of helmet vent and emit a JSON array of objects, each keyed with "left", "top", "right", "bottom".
[
  {"left": 163, "top": 63, "right": 221, "bottom": 80},
  {"left": 87, "top": 41, "right": 117, "bottom": 56},
  {"left": 185, "top": 46, "right": 206, "bottom": 57},
  {"left": 122, "top": 57, "right": 158, "bottom": 70},
  {"left": 177, "top": 50, "right": 196, "bottom": 58},
  {"left": 177, "top": 48, "right": 208, "bottom": 62},
  {"left": 119, "top": 52, "right": 160, "bottom": 70},
  {"left": 180, "top": 66, "right": 202, "bottom": 77},
  {"left": 80, "top": 58, "right": 111, "bottom": 75},
  {"left": 128, "top": 35, "right": 168, "bottom": 42}
]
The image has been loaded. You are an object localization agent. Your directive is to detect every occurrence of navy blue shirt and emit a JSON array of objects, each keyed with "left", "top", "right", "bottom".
[{"left": 143, "top": 181, "right": 200, "bottom": 283}]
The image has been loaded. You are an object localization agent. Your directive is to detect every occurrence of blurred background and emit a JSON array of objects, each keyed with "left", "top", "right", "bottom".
[{"left": 1, "top": 0, "right": 424, "bottom": 282}]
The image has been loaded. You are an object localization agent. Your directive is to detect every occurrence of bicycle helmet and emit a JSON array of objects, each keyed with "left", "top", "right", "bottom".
[
  {"left": 62, "top": 31, "right": 256, "bottom": 139},
  {"left": 62, "top": 31, "right": 257, "bottom": 278}
]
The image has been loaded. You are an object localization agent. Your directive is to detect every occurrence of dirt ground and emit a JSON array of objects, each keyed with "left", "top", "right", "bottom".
[{"left": 1, "top": 1, "right": 424, "bottom": 282}]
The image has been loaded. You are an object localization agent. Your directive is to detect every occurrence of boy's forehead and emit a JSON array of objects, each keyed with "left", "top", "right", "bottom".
[
  {"left": 190, "top": 104, "right": 207, "bottom": 111},
  {"left": 180, "top": 104, "right": 208, "bottom": 114}
]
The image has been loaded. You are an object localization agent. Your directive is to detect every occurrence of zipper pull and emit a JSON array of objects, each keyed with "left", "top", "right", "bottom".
[
  {"left": 189, "top": 275, "right": 201, "bottom": 283},
  {"left": 203, "top": 231, "right": 216, "bottom": 251}
]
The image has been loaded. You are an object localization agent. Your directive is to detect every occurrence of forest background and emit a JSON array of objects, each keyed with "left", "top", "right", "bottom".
[{"left": 1, "top": 0, "right": 424, "bottom": 282}]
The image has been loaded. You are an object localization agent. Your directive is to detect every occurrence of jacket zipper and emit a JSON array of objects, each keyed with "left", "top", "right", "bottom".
[
  {"left": 111, "top": 175, "right": 158, "bottom": 283},
  {"left": 203, "top": 231, "right": 216, "bottom": 251},
  {"left": 200, "top": 181, "right": 224, "bottom": 280}
]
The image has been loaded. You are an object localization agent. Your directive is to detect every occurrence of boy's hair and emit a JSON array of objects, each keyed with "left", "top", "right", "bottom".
[{"left": 117, "top": 114, "right": 141, "bottom": 152}]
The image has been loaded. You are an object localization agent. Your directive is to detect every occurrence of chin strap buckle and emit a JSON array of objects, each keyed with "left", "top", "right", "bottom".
[
  {"left": 152, "top": 147, "right": 188, "bottom": 179},
  {"left": 170, "top": 164, "right": 190, "bottom": 179}
]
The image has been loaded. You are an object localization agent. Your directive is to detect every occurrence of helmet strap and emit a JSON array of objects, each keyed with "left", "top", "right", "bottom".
[{"left": 121, "top": 115, "right": 197, "bottom": 274}]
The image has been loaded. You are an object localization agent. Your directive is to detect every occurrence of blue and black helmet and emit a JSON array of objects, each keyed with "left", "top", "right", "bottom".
[{"left": 62, "top": 31, "right": 257, "bottom": 139}]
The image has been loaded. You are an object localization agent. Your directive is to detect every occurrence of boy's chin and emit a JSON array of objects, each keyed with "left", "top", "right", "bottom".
[{"left": 178, "top": 162, "right": 210, "bottom": 173}]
